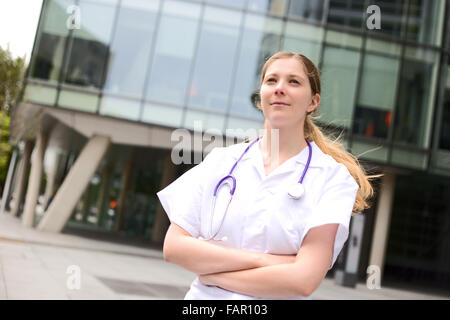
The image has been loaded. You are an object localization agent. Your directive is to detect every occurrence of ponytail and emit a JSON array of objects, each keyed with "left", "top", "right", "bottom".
[{"left": 304, "top": 115, "right": 382, "bottom": 214}]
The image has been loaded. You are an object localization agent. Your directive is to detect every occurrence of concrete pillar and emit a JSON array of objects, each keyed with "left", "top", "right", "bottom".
[
  {"left": 22, "top": 131, "right": 48, "bottom": 228},
  {"left": 114, "top": 147, "right": 136, "bottom": 233},
  {"left": 368, "top": 171, "right": 396, "bottom": 280},
  {"left": 37, "top": 135, "right": 111, "bottom": 233},
  {"left": 10, "top": 140, "right": 33, "bottom": 217},
  {"left": 151, "top": 151, "right": 178, "bottom": 244},
  {"left": 42, "top": 150, "right": 62, "bottom": 211},
  {"left": 0, "top": 148, "right": 18, "bottom": 214}
]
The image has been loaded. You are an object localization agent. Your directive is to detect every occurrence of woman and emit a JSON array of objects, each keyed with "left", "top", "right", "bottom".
[{"left": 157, "top": 51, "right": 379, "bottom": 299}]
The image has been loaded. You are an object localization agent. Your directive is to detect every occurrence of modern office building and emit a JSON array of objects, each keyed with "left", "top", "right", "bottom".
[{"left": 2, "top": 0, "right": 450, "bottom": 294}]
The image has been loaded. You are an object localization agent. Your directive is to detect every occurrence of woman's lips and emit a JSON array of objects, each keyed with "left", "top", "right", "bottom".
[{"left": 271, "top": 102, "right": 289, "bottom": 107}]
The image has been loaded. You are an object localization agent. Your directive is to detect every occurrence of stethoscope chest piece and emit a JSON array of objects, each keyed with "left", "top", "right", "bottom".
[{"left": 288, "top": 183, "right": 305, "bottom": 199}]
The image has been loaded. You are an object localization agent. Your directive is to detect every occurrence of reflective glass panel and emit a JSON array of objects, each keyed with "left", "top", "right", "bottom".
[
  {"left": 353, "top": 51, "right": 401, "bottom": 139},
  {"left": 145, "top": 0, "right": 201, "bottom": 106},
  {"left": 229, "top": 13, "right": 283, "bottom": 118},
  {"left": 393, "top": 47, "right": 439, "bottom": 148},
  {"left": 206, "top": 0, "right": 246, "bottom": 9},
  {"left": 103, "top": 0, "right": 160, "bottom": 96},
  {"left": 327, "top": 0, "right": 365, "bottom": 29},
  {"left": 187, "top": 6, "right": 242, "bottom": 112},
  {"left": 406, "top": 0, "right": 445, "bottom": 46},
  {"left": 63, "top": 0, "right": 117, "bottom": 88},
  {"left": 288, "top": 0, "right": 325, "bottom": 22},
  {"left": 30, "top": 0, "right": 74, "bottom": 83},
  {"left": 282, "top": 21, "right": 324, "bottom": 65},
  {"left": 439, "top": 58, "right": 450, "bottom": 150},
  {"left": 319, "top": 40, "right": 361, "bottom": 129},
  {"left": 247, "top": 0, "right": 289, "bottom": 15}
]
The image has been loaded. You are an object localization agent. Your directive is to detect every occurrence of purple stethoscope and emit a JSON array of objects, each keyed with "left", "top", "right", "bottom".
[{"left": 200, "top": 136, "right": 312, "bottom": 242}]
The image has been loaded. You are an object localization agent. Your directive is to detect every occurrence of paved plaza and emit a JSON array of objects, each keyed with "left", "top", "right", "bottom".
[{"left": 0, "top": 213, "right": 448, "bottom": 300}]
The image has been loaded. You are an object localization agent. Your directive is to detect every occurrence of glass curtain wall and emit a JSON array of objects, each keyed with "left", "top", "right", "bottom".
[
  {"left": 439, "top": 58, "right": 450, "bottom": 151},
  {"left": 320, "top": 31, "right": 362, "bottom": 131},
  {"left": 385, "top": 173, "right": 450, "bottom": 294},
  {"left": 393, "top": 47, "right": 439, "bottom": 149},
  {"left": 142, "top": 0, "right": 202, "bottom": 127},
  {"left": 58, "top": 0, "right": 118, "bottom": 112},
  {"left": 25, "top": 0, "right": 450, "bottom": 164},
  {"left": 226, "top": 13, "right": 282, "bottom": 134},
  {"left": 185, "top": 5, "right": 243, "bottom": 131},
  {"left": 99, "top": 0, "right": 161, "bottom": 120},
  {"left": 353, "top": 39, "right": 401, "bottom": 140},
  {"left": 26, "top": 0, "right": 74, "bottom": 105}
]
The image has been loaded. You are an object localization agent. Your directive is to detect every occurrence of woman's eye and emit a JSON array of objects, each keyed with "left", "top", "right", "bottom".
[
  {"left": 266, "top": 78, "right": 276, "bottom": 83},
  {"left": 290, "top": 79, "right": 300, "bottom": 84}
]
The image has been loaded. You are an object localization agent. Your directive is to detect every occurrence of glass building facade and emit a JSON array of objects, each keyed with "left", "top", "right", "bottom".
[{"left": 11, "top": 0, "right": 450, "bottom": 293}]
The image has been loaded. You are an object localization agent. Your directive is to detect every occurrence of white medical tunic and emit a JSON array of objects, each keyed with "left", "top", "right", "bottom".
[{"left": 157, "top": 140, "right": 359, "bottom": 300}]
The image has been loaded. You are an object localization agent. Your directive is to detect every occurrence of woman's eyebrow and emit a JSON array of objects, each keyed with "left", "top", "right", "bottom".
[
  {"left": 264, "top": 72, "right": 306, "bottom": 82},
  {"left": 288, "top": 74, "right": 306, "bottom": 81}
]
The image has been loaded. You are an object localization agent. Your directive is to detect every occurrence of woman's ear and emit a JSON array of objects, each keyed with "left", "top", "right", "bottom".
[{"left": 307, "top": 93, "right": 320, "bottom": 113}]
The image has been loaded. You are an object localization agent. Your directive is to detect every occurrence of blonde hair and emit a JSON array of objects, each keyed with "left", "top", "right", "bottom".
[{"left": 259, "top": 51, "right": 382, "bottom": 215}]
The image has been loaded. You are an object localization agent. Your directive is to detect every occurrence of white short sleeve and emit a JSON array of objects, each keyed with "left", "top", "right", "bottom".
[
  {"left": 156, "top": 148, "right": 221, "bottom": 238},
  {"left": 301, "top": 163, "right": 359, "bottom": 269}
]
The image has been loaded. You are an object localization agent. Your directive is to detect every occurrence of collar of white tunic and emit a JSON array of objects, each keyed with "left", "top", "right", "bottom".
[{"left": 226, "top": 139, "right": 331, "bottom": 179}]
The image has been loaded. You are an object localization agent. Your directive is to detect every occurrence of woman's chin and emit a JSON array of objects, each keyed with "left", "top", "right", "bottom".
[{"left": 266, "top": 118, "right": 295, "bottom": 130}]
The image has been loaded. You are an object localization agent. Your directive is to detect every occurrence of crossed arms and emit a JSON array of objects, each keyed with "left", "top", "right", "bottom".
[{"left": 163, "top": 222, "right": 338, "bottom": 298}]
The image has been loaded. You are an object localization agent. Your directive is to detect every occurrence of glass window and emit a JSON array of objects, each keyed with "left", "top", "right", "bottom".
[
  {"left": 102, "top": 0, "right": 160, "bottom": 96},
  {"left": 247, "top": 0, "right": 289, "bottom": 16},
  {"left": 446, "top": 10, "right": 450, "bottom": 50},
  {"left": 187, "top": 6, "right": 242, "bottom": 112},
  {"left": 406, "top": 0, "right": 445, "bottom": 46},
  {"left": 439, "top": 58, "right": 450, "bottom": 150},
  {"left": 385, "top": 173, "right": 450, "bottom": 291},
  {"left": 327, "top": 0, "right": 365, "bottom": 29},
  {"left": 205, "top": 0, "right": 246, "bottom": 9},
  {"left": 145, "top": 0, "right": 201, "bottom": 106},
  {"left": 30, "top": 0, "right": 74, "bottom": 83},
  {"left": 353, "top": 50, "right": 401, "bottom": 139},
  {"left": 393, "top": 47, "right": 439, "bottom": 148},
  {"left": 288, "top": 0, "right": 325, "bottom": 22},
  {"left": 319, "top": 37, "right": 361, "bottom": 129},
  {"left": 63, "top": 0, "right": 117, "bottom": 88},
  {"left": 282, "top": 21, "right": 324, "bottom": 65},
  {"left": 228, "top": 13, "right": 283, "bottom": 119},
  {"left": 99, "top": 95, "right": 141, "bottom": 120}
]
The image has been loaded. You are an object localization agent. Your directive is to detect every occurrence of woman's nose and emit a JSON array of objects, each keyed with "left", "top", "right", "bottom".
[{"left": 274, "top": 81, "right": 285, "bottom": 95}]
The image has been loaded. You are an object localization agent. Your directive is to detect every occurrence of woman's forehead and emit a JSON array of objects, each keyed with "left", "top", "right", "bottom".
[{"left": 264, "top": 58, "right": 307, "bottom": 77}]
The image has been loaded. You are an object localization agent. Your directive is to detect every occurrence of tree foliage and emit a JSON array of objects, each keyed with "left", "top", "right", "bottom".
[{"left": 0, "top": 45, "right": 26, "bottom": 192}]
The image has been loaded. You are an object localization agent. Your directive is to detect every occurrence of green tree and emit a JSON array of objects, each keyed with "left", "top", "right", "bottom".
[{"left": 0, "top": 45, "right": 26, "bottom": 193}]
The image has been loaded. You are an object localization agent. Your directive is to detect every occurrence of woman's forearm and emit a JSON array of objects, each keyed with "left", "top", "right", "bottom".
[
  {"left": 163, "top": 224, "right": 295, "bottom": 275},
  {"left": 199, "top": 263, "right": 311, "bottom": 298}
]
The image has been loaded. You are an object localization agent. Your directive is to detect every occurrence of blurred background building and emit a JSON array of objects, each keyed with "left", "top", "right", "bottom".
[{"left": 1, "top": 0, "right": 450, "bottom": 295}]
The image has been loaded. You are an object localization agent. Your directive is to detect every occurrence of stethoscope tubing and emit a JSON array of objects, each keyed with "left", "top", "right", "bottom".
[{"left": 206, "top": 136, "right": 312, "bottom": 241}]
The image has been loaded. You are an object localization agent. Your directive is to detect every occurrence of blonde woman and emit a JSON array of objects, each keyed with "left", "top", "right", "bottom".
[{"left": 157, "top": 51, "right": 379, "bottom": 299}]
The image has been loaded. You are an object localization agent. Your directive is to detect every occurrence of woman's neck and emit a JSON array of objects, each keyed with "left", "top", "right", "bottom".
[{"left": 258, "top": 122, "right": 307, "bottom": 168}]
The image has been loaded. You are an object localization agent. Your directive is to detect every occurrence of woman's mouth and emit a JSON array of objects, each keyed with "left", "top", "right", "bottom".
[{"left": 271, "top": 102, "right": 289, "bottom": 107}]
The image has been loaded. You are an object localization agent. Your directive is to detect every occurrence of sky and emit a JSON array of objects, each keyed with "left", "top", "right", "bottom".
[{"left": 0, "top": 0, "right": 43, "bottom": 63}]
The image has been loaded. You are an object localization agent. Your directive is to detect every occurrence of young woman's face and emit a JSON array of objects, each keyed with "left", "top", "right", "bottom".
[{"left": 260, "top": 57, "right": 319, "bottom": 130}]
